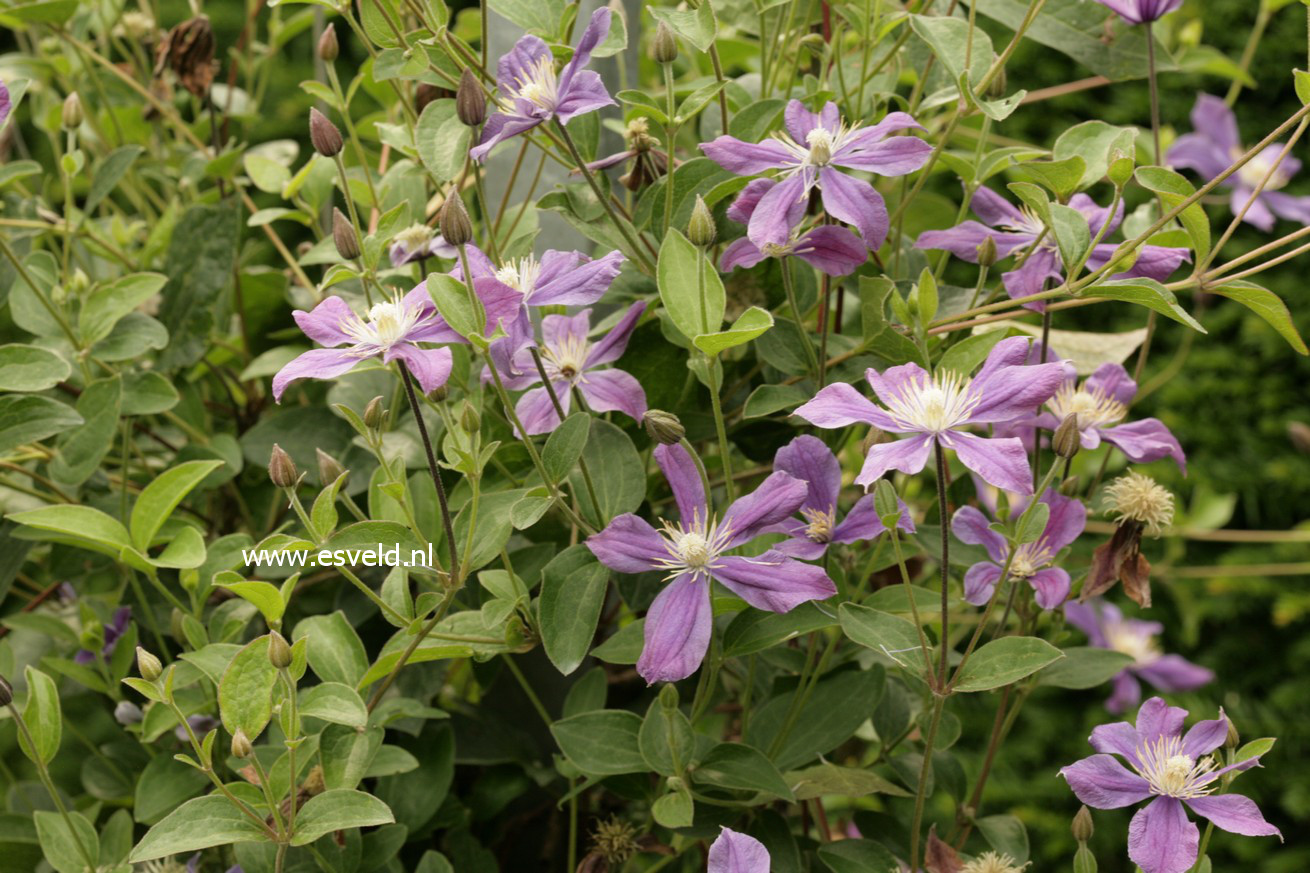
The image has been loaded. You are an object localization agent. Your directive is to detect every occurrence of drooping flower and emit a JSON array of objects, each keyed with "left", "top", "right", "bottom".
[
  {"left": 494, "top": 302, "right": 648, "bottom": 435},
  {"left": 75, "top": 606, "right": 132, "bottom": 665},
  {"left": 719, "top": 178, "right": 869, "bottom": 277},
  {"left": 1065, "top": 599, "right": 1214, "bottom": 713},
  {"left": 582, "top": 116, "right": 670, "bottom": 191},
  {"left": 953, "top": 488, "right": 1086, "bottom": 609},
  {"left": 1036, "top": 363, "right": 1186, "bottom": 472},
  {"left": 586, "top": 444, "right": 836, "bottom": 683},
  {"left": 765, "top": 435, "right": 914, "bottom": 559},
  {"left": 794, "top": 337, "right": 1068, "bottom": 494},
  {"left": 470, "top": 8, "right": 615, "bottom": 161},
  {"left": 1092, "top": 0, "right": 1182, "bottom": 24},
  {"left": 1167, "top": 94, "right": 1310, "bottom": 231},
  {"left": 1060, "top": 697, "right": 1280, "bottom": 873},
  {"left": 915, "top": 189, "right": 1190, "bottom": 307},
  {"left": 701, "top": 100, "right": 932, "bottom": 249},
  {"left": 708, "top": 828, "right": 770, "bottom": 873},
  {"left": 388, "top": 224, "right": 455, "bottom": 267}
]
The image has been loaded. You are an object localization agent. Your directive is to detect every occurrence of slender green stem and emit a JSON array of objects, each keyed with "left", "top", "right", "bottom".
[
  {"left": 8, "top": 704, "right": 99, "bottom": 871},
  {"left": 365, "top": 588, "right": 458, "bottom": 711},
  {"left": 889, "top": 525, "right": 937, "bottom": 682},
  {"left": 553, "top": 120, "right": 655, "bottom": 273},
  {"left": 333, "top": 152, "right": 371, "bottom": 305},
  {"left": 397, "top": 359, "right": 460, "bottom": 577},
  {"left": 908, "top": 692, "right": 946, "bottom": 872},
  {"left": 707, "top": 358, "right": 736, "bottom": 504},
  {"left": 663, "top": 62, "right": 678, "bottom": 235},
  {"left": 780, "top": 261, "right": 823, "bottom": 377},
  {"left": 529, "top": 347, "right": 601, "bottom": 523},
  {"left": 1146, "top": 22, "right": 1162, "bottom": 164},
  {"left": 934, "top": 443, "right": 951, "bottom": 687}
]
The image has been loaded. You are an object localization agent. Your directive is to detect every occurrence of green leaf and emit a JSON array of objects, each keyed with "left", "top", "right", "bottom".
[
  {"left": 936, "top": 331, "right": 1008, "bottom": 377},
  {"left": 425, "top": 274, "right": 482, "bottom": 341},
  {"left": 694, "top": 742, "right": 794, "bottom": 799},
  {"left": 570, "top": 419, "right": 645, "bottom": 525},
  {"left": 838, "top": 603, "right": 927, "bottom": 666},
  {"left": 134, "top": 753, "right": 210, "bottom": 825},
  {"left": 293, "top": 612, "right": 368, "bottom": 686},
  {"left": 216, "top": 580, "right": 286, "bottom": 626},
  {"left": 151, "top": 525, "right": 207, "bottom": 569},
  {"left": 1018, "top": 157, "right": 1087, "bottom": 202},
  {"left": 128, "top": 795, "right": 269, "bottom": 862},
  {"left": 19, "top": 666, "right": 61, "bottom": 765},
  {"left": 1208, "top": 279, "right": 1308, "bottom": 355},
  {"left": 242, "top": 153, "right": 290, "bottom": 195},
  {"left": 0, "top": 395, "right": 82, "bottom": 455},
  {"left": 0, "top": 344, "right": 70, "bottom": 391},
  {"left": 639, "top": 699, "right": 696, "bottom": 777},
  {"left": 651, "top": 783, "right": 694, "bottom": 828},
  {"left": 539, "top": 545, "right": 609, "bottom": 675},
  {"left": 86, "top": 145, "right": 144, "bottom": 213},
  {"left": 693, "top": 306, "right": 774, "bottom": 357},
  {"left": 977, "top": 814, "right": 1030, "bottom": 865},
  {"left": 859, "top": 277, "right": 925, "bottom": 366},
  {"left": 786, "top": 761, "right": 910, "bottom": 800},
  {"left": 1053, "top": 121, "right": 1138, "bottom": 189},
  {"left": 649, "top": 0, "right": 717, "bottom": 51},
  {"left": 742, "top": 383, "right": 809, "bottom": 419},
  {"left": 817, "top": 839, "right": 898, "bottom": 873},
  {"left": 1134, "top": 166, "right": 1210, "bottom": 262},
  {"left": 320, "top": 724, "right": 383, "bottom": 790},
  {"left": 130, "top": 460, "right": 225, "bottom": 551},
  {"left": 745, "top": 669, "right": 885, "bottom": 771},
  {"left": 6, "top": 504, "right": 131, "bottom": 555},
  {"left": 49, "top": 376, "right": 121, "bottom": 486},
  {"left": 120, "top": 371, "right": 181, "bottom": 416},
  {"left": 953, "top": 637, "right": 1064, "bottom": 692},
  {"left": 1085, "top": 278, "right": 1205, "bottom": 332},
  {"left": 218, "top": 635, "right": 279, "bottom": 740},
  {"left": 0, "top": 0, "right": 80, "bottom": 27},
  {"left": 1037, "top": 647, "right": 1135, "bottom": 689},
  {"left": 909, "top": 14, "right": 992, "bottom": 87},
  {"left": 970, "top": 0, "right": 1164, "bottom": 81},
  {"left": 156, "top": 204, "right": 240, "bottom": 371},
  {"left": 542, "top": 413, "right": 591, "bottom": 484},
  {"left": 34, "top": 810, "right": 97, "bottom": 873},
  {"left": 416, "top": 99, "right": 472, "bottom": 186},
  {"left": 591, "top": 619, "right": 644, "bottom": 665},
  {"left": 7, "top": 251, "right": 64, "bottom": 339},
  {"left": 658, "top": 229, "right": 725, "bottom": 342},
  {"left": 551, "top": 710, "right": 647, "bottom": 776},
  {"left": 300, "top": 682, "right": 369, "bottom": 727},
  {"left": 487, "top": 0, "right": 563, "bottom": 36},
  {"left": 722, "top": 602, "right": 837, "bottom": 657}
]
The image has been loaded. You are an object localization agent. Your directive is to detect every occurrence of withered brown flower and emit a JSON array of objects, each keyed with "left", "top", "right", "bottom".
[{"left": 155, "top": 15, "right": 216, "bottom": 98}]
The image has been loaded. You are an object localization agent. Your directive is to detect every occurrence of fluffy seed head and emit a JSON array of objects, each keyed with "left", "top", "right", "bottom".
[
  {"left": 1103, "top": 471, "right": 1174, "bottom": 536},
  {"left": 962, "top": 851, "right": 1029, "bottom": 873},
  {"left": 591, "top": 817, "right": 641, "bottom": 864}
]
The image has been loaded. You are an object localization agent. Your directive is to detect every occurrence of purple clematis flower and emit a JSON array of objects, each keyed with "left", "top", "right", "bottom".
[
  {"left": 719, "top": 178, "right": 869, "bottom": 277},
  {"left": 916, "top": 190, "right": 1190, "bottom": 308},
  {"left": 0, "top": 79, "right": 10, "bottom": 127},
  {"left": 1065, "top": 599, "right": 1214, "bottom": 713},
  {"left": 794, "top": 337, "right": 1068, "bottom": 494},
  {"left": 701, "top": 100, "right": 932, "bottom": 249},
  {"left": 75, "top": 606, "right": 131, "bottom": 665},
  {"left": 1060, "top": 697, "right": 1281, "bottom": 873},
  {"left": 1093, "top": 0, "right": 1182, "bottom": 24},
  {"left": 1037, "top": 362, "right": 1186, "bottom": 471},
  {"left": 469, "top": 8, "right": 614, "bottom": 161},
  {"left": 708, "top": 828, "right": 770, "bottom": 872},
  {"left": 389, "top": 224, "right": 456, "bottom": 267},
  {"left": 765, "top": 435, "right": 914, "bottom": 559},
  {"left": 1168, "top": 94, "right": 1310, "bottom": 231},
  {"left": 495, "top": 302, "right": 648, "bottom": 434},
  {"left": 953, "top": 488, "right": 1086, "bottom": 609},
  {"left": 587, "top": 443, "right": 837, "bottom": 683}
]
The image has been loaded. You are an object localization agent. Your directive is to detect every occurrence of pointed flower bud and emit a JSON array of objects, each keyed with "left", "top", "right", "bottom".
[
  {"left": 976, "top": 235, "right": 998, "bottom": 268},
  {"left": 651, "top": 21, "right": 678, "bottom": 64},
  {"left": 428, "top": 384, "right": 449, "bottom": 403},
  {"left": 1225, "top": 717, "right": 1240, "bottom": 750},
  {"left": 136, "top": 646, "right": 163, "bottom": 682},
  {"left": 269, "top": 444, "right": 298, "bottom": 489},
  {"left": 643, "top": 409, "right": 685, "bottom": 445},
  {"left": 332, "top": 208, "right": 360, "bottom": 260},
  {"left": 658, "top": 682, "right": 679, "bottom": 711},
  {"left": 316, "top": 448, "right": 346, "bottom": 486},
  {"left": 62, "top": 92, "right": 84, "bottom": 130},
  {"left": 1053, "top": 413, "right": 1082, "bottom": 459},
  {"left": 460, "top": 401, "right": 480, "bottom": 434},
  {"left": 317, "top": 23, "right": 339, "bottom": 62},
  {"left": 363, "top": 396, "right": 386, "bottom": 430},
  {"left": 309, "top": 107, "right": 343, "bottom": 157},
  {"left": 231, "top": 728, "right": 253, "bottom": 759},
  {"left": 456, "top": 67, "right": 487, "bottom": 127},
  {"left": 1072, "top": 805, "right": 1094, "bottom": 842},
  {"left": 688, "top": 196, "right": 716, "bottom": 247},
  {"left": 268, "top": 631, "right": 293, "bottom": 669},
  {"left": 439, "top": 191, "right": 473, "bottom": 247}
]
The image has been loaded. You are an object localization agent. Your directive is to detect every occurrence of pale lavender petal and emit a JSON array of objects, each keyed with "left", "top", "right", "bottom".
[
  {"left": 0, "top": 80, "right": 9, "bottom": 128},
  {"left": 1059, "top": 754, "right": 1153, "bottom": 810},
  {"left": 294, "top": 296, "right": 357, "bottom": 346},
  {"left": 720, "top": 238, "right": 767, "bottom": 272},
  {"left": 1190, "top": 93, "right": 1240, "bottom": 155},
  {"left": 1232, "top": 187, "right": 1276, "bottom": 231},
  {"left": 578, "top": 369, "right": 647, "bottom": 421},
  {"left": 1070, "top": 192, "right": 1124, "bottom": 237},
  {"left": 819, "top": 166, "right": 888, "bottom": 248},
  {"left": 496, "top": 34, "right": 552, "bottom": 93},
  {"left": 1262, "top": 190, "right": 1310, "bottom": 223},
  {"left": 701, "top": 136, "right": 797, "bottom": 175},
  {"left": 937, "top": 432, "right": 1033, "bottom": 495},
  {"left": 532, "top": 250, "right": 624, "bottom": 306},
  {"left": 1038, "top": 489, "right": 1087, "bottom": 552},
  {"left": 748, "top": 172, "right": 808, "bottom": 248},
  {"left": 963, "top": 562, "right": 1004, "bottom": 606},
  {"left": 723, "top": 473, "right": 808, "bottom": 546},
  {"left": 832, "top": 494, "right": 914, "bottom": 543},
  {"left": 1112, "top": 245, "right": 1191, "bottom": 284},
  {"left": 558, "top": 7, "right": 611, "bottom": 95},
  {"left": 726, "top": 178, "right": 779, "bottom": 224},
  {"left": 916, "top": 223, "right": 1029, "bottom": 262},
  {"left": 973, "top": 335, "right": 1044, "bottom": 381},
  {"left": 713, "top": 552, "right": 836, "bottom": 612},
  {"left": 839, "top": 111, "right": 923, "bottom": 151},
  {"left": 1084, "top": 362, "right": 1137, "bottom": 405},
  {"left": 1185, "top": 794, "right": 1281, "bottom": 839},
  {"left": 784, "top": 99, "right": 825, "bottom": 142},
  {"left": 272, "top": 348, "right": 362, "bottom": 401},
  {"left": 1181, "top": 712, "right": 1229, "bottom": 759},
  {"left": 1135, "top": 655, "right": 1213, "bottom": 693},
  {"left": 542, "top": 310, "right": 591, "bottom": 356},
  {"left": 655, "top": 442, "right": 707, "bottom": 523},
  {"left": 708, "top": 828, "right": 771, "bottom": 873},
  {"left": 1028, "top": 566, "right": 1071, "bottom": 609},
  {"left": 470, "top": 112, "right": 542, "bottom": 162},
  {"left": 515, "top": 382, "right": 572, "bottom": 435},
  {"left": 966, "top": 360, "right": 1068, "bottom": 424},
  {"left": 1167, "top": 133, "right": 1230, "bottom": 181},
  {"left": 971, "top": 186, "right": 1027, "bottom": 227},
  {"left": 1108, "top": 670, "right": 1144, "bottom": 714},
  {"left": 638, "top": 574, "right": 713, "bottom": 683},
  {"left": 833, "top": 136, "right": 933, "bottom": 175},
  {"left": 1135, "top": 697, "right": 1187, "bottom": 744},
  {"left": 533, "top": 249, "right": 585, "bottom": 288},
  {"left": 1101, "top": 420, "right": 1187, "bottom": 472},
  {"left": 555, "top": 71, "right": 615, "bottom": 121},
  {"left": 586, "top": 301, "right": 647, "bottom": 367},
  {"left": 794, "top": 382, "right": 901, "bottom": 431},
  {"left": 864, "top": 361, "right": 931, "bottom": 408},
  {"left": 794, "top": 226, "right": 869, "bottom": 276},
  {"left": 587, "top": 514, "right": 668, "bottom": 573},
  {"left": 1001, "top": 248, "right": 1064, "bottom": 308},
  {"left": 854, "top": 433, "right": 935, "bottom": 487},
  {"left": 1090, "top": 720, "right": 1143, "bottom": 760},
  {"left": 1128, "top": 797, "right": 1198, "bottom": 873},
  {"left": 383, "top": 344, "right": 453, "bottom": 395},
  {"left": 774, "top": 435, "right": 841, "bottom": 514},
  {"left": 1064, "top": 601, "right": 1108, "bottom": 646},
  {"left": 773, "top": 528, "right": 828, "bottom": 560},
  {"left": 952, "top": 505, "right": 1008, "bottom": 563}
]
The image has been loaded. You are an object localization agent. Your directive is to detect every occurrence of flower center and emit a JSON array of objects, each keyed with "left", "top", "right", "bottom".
[
  {"left": 806, "top": 128, "right": 835, "bottom": 166},
  {"left": 393, "top": 223, "right": 433, "bottom": 252},
  {"left": 1103, "top": 620, "right": 1161, "bottom": 666},
  {"left": 962, "top": 851, "right": 1029, "bottom": 873},
  {"left": 656, "top": 512, "right": 735, "bottom": 580},
  {"left": 540, "top": 332, "right": 591, "bottom": 383},
  {"left": 1233, "top": 146, "right": 1291, "bottom": 191},
  {"left": 882, "top": 371, "right": 981, "bottom": 433},
  {"left": 998, "top": 204, "right": 1049, "bottom": 239},
  {"left": 1133, "top": 736, "right": 1217, "bottom": 799},
  {"left": 1009, "top": 542, "right": 1052, "bottom": 578},
  {"left": 1046, "top": 383, "right": 1126, "bottom": 430},
  {"left": 512, "top": 55, "right": 560, "bottom": 110},
  {"left": 339, "top": 294, "right": 424, "bottom": 352},
  {"left": 494, "top": 255, "right": 542, "bottom": 298},
  {"left": 801, "top": 506, "right": 836, "bottom": 543}
]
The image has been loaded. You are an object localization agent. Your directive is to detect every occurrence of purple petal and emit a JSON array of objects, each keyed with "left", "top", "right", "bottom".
[
  {"left": 726, "top": 178, "right": 780, "bottom": 224},
  {"left": 0, "top": 80, "right": 9, "bottom": 128},
  {"left": 555, "top": 71, "right": 615, "bottom": 121},
  {"left": 1090, "top": 720, "right": 1143, "bottom": 760},
  {"left": 1135, "top": 697, "right": 1188, "bottom": 745},
  {"left": 963, "top": 562, "right": 1004, "bottom": 606},
  {"left": 701, "top": 136, "right": 796, "bottom": 175},
  {"left": 1001, "top": 248, "right": 1064, "bottom": 308},
  {"left": 578, "top": 369, "right": 647, "bottom": 422},
  {"left": 1064, "top": 601, "right": 1108, "bottom": 646},
  {"left": 1190, "top": 93, "right": 1240, "bottom": 155},
  {"left": 1185, "top": 794, "right": 1281, "bottom": 839},
  {"left": 712, "top": 552, "right": 836, "bottom": 612},
  {"left": 558, "top": 7, "right": 611, "bottom": 96},
  {"left": 383, "top": 344, "right": 453, "bottom": 395},
  {"left": 542, "top": 310, "right": 591, "bottom": 356},
  {"left": 496, "top": 34, "right": 552, "bottom": 94},
  {"left": 1232, "top": 186, "right": 1276, "bottom": 231},
  {"left": 532, "top": 250, "right": 625, "bottom": 306},
  {"left": 708, "top": 827, "right": 771, "bottom": 873},
  {"left": 1101, "top": 420, "right": 1187, "bottom": 473},
  {"left": 937, "top": 432, "right": 1033, "bottom": 495},
  {"left": 966, "top": 359, "right": 1069, "bottom": 425},
  {"left": 293, "top": 296, "right": 357, "bottom": 346},
  {"left": 818, "top": 167, "right": 888, "bottom": 248},
  {"left": 1027, "top": 566, "right": 1071, "bottom": 609},
  {"left": 1167, "top": 134, "right": 1230, "bottom": 182},
  {"left": 1084, "top": 362, "right": 1137, "bottom": 405},
  {"left": 1135, "top": 655, "right": 1213, "bottom": 693},
  {"left": 972, "top": 186, "right": 1027, "bottom": 227},
  {"left": 470, "top": 112, "right": 542, "bottom": 162},
  {"left": 833, "top": 136, "right": 933, "bottom": 175},
  {"left": 794, "top": 382, "right": 900, "bottom": 431},
  {"left": 840, "top": 111, "right": 924, "bottom": 150},
  {"left": 516, "top": 383, "right": 572, "bottom": 435},
  {"left": 952, "top": 505, "right": 1008, "bottom": 563},
  {"left": 774, "top": 435, "right": 841, "bottom": 515},
  {"left": 587, "top": 514, "right": 668, "bottom": 573},
  {"left": 854, "top": 433, "right": 935, "bottom": 487},
  {"left": 832, "top": 494, "right": 914, "bottom": 543},
  {"left": 1070, "top": 192, "right": 1124, "bottom": 237},
  {"left": 1181, "top": 712, "right": 1229, "bottom": 759},
  {"left": 720, "top": 238, "right": 767, "bottom": 272},
  {"left": 916, "top": 222, "right": 1030, "bottom": 263},
  {"left": 1059, "top": 754, "right": 1153, "bottom": 810},
  {"left": 748, "top": 172, "right": 809, "bottom": 248},
  {"left": 638, "top": 574, "right": 713, "bottom": 683},
  {"left": 794, "top": 226, "right": 869, "bottom": 276},
  {"left": 655, "top": 442, "right": 707, "bottom": 523},
  {"left": 1262, "top": 190, "right": 1310, "bottom": 223},
  {"left": 784, "top": 98, "right": 827, "bottom": 142},
  {"left": 722, "top": 473, "right": 808, "bottom": 546},
  {"left": 272, "top": 348, "right": 362, "bottom": 401},
  {"left": 1037, "top": 489, "right": 1087, "bottom": 552},
  {"left": 1110, "top": 245, "right": 1191, "bottom": 284},
  {"left": 1128, "top": 797, "right": 1198, "bottom": 873},
  {"left": 1108, "top": 671, "right": 1144, "bottom": 714},
  {"left": 586, "top": 301, "right": 647, "bottom": 367},
  {"left": 864, "top": 361, "right": 931, "bottom": 409}
]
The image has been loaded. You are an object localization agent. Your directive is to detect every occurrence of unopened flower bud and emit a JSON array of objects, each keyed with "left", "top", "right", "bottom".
[
  {"left": 643, "top": 409, "right": 685, "bottom": 445},
  {"left": 428, "top": 384, "right": 449, "bottom": 403},
  {"left": 798, "top": 32, "right": 827, "bottom": 59},
  {"left": 1053, "top": 413, "right": 1082, "bottom": 460},
  {"left": 861, "top": 428, "right": 892, "bottom": 454},
  {"left": 1072, "top": 805, "right": 1094, "bottom": 842},
  {"left": 1059, "top": 474, "right": 1080, "bottom": 496},
  {"left": 0, "top": 675, "right": 11, "bottom": 707},
  {"left": 316, "top": 448, "right": 346, "bottom": 486},
  {"left": 976, "top": 235, "right": 998, "bottom": 268},
  {"left": 231, "top": 728, "right": 253, "bottom": 759},
  {"left": 62, "top": 92, "right": 84, "bottom": 130},
  {"left": 136, "top": 646, "right": 163, "bottom": 682},
  {"left": 269, "top": 444, "right": 298, "bottom": 489},
  {"left": 332, "top": 208, "right": 360, "bottom": 261},
  {"left": 986, "top": 67, "right": 1007, "bottom": 99},
  {"left": 1225, "top": 717, "right": 1240, "bottom": 750},
  {"left": 114, "top": 700, "right": 143, "bottom": 725},
  {"left": 658, "top": 682, "right": 679, "bottom": 711},
  {"left": 268, "top": 631, "right": 293, "bottom": 669},
  {"left": 688, "top": 196, "right": 716, "bottom": 248},
  {"left": 651, "top": 21, "right": 678, "bottom": 64},
  {"left": 317, "top": 23, "right": 339, "bottom": 62},
  {"left": 1108, "top": 148, "right": 1135, "bottom": 188},
  {"left": 439, "top": 191, "right": 473, "bottom": 247},
  {"left": 363, "top": 396, "right": 386, "bottom": 430},
  {"left": 309, "top": 107, "right": 343, "bottom": 157},
  {"left": 460, "top": 401, "right": 481, "bottom": 434},
  {"left": 456, "top": 67, "right": 486, "bottom": 127}
]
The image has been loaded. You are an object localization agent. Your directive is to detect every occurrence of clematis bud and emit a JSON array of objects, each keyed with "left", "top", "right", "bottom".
[
  {"left": 363, "top": 396, "right": 386, "bottom": 430},
  {"left": 861, "top": 428, "right": 892, "bottom": 454},
  {"left": 136, "top": 646, "right": 163, "bottom": 682},
  {"left": 269, "top": 444, "right": 298, "bottom": 489},
  {"left": 62, "top": 92, "right": 84, "bottom": 130},
  {"left": 317, "top": 23, "right": 339, "bottom": 62},
  {"left": 316, "top": 448, "right": 346, "bottom": 486},
  {"left": 309, "top": 107, "right": 343, "bottom": 157},
  {"left": 643, "top": 410, "right": 685, "bottom": 445},
  {"left": 332, "top": 208, "right": 360, "bottom": 260},
  {"left": 428, "top": 384, "right": 449, "bottom": 402},
  {"left": 1053, "top": 413, "right": 1082, "bottom": 459},
  {"left": 976, "top": 235, "right": 998, "bottom": 268},
  {"left": 231, "top": 728, "right": 253, "bottom": 759},
  {"left": 687, "top": 196, "right": 716, "bottom": 247},
  {"left": 651, "top": 21, "right": 678, "bottom": 64},
  {"left": 1072, "top": 805, "right": 1094, "bottom": 842},
  {"left": 460, "top": 401, "right": 480, "bottom": 434},
  {"left": 439, "top": 191, "right": 473, "bottom": 247},
  {"left": 1226, "top": 717, "right": 1240, "bottom": 750},
  {"left": 114, "top": 700, "right": 143, "bottom": 725},
  {"left": 658, "top": 682, "right": 679, "bottom": 711},
  {"left": 456, "top": 68, "right": 486, "bottom": 127},
  {"left": 268, "top": 631, "right": 293, "bottom": 669},
  {"left": 0, "top": 674, "right": 11, "bottom": 707}
]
